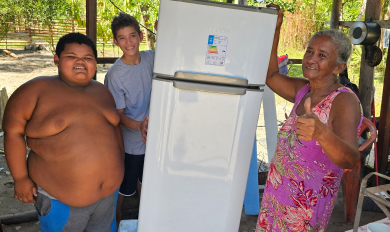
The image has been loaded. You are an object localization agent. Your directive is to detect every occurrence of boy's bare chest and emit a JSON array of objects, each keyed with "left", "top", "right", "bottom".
[{"left": 25, "top": 90, "right": 119, "bottom": 138}]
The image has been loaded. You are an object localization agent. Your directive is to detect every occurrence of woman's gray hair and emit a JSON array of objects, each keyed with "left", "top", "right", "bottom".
[{"left": 309, "top": 30, "right": 352, "bottom": 64}]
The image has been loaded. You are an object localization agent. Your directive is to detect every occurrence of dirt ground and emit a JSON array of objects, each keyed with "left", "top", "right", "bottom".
[{"left": 0, "top": 49, "right": 387, "bottom": 231}]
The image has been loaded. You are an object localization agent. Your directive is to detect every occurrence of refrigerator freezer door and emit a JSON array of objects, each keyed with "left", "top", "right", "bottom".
[
  {"left": 154, "top": 0, "right": 277, "bottom": 86},
  {"left": 137, "top": 79, "right": 263, "bottom": 232}
]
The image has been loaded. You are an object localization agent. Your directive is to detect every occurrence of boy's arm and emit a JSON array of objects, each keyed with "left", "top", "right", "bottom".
[
  {"left": 117, "top": 109, "right": 148, "bottom": 144},
  {"left": 3, "top": 82, "right": 39, "bottom": 203},
  {"left": 104, "top": 74, "right": 149, "bottom": 144}
]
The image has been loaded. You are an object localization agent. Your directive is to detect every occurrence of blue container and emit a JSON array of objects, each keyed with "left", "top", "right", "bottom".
[{"left": 118, "top": 219, "right": 138, "bottom": 232}]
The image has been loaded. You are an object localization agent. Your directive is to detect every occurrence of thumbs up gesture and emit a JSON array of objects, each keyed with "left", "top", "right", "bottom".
[{"left": 296, "top": 97, "right": 328, "bottom": 141}]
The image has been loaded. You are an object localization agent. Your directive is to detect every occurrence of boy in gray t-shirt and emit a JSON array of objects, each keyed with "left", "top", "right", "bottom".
[{"left": 104, "top": 12, "right": 155, "bottom": 227}]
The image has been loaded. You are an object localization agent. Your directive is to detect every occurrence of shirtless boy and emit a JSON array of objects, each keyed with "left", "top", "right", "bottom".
[{"left": 3, "top": 33, "right": 124, "bottom": 232}]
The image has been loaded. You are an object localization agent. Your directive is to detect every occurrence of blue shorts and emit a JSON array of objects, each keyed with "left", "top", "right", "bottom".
[{"left": 34, "top": 188, "right": 119, "bottom": 232}]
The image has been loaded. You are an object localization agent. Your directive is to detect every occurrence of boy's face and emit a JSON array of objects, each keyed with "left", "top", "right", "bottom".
[
  {"left": 113, "top": 26, "right": 143, "bottom": 57},
  {"left": 54, "top": 43, "right": 97, "bottom": 87}
]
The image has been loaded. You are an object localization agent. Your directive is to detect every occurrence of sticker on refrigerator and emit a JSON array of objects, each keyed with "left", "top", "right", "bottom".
[{"left": 205, "top": 35, "right": 228, "bottom": 66}]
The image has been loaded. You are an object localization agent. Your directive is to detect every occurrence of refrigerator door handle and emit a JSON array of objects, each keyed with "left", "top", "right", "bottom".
[
  {"left": 173, "top": 80, "right": 247, "bottom": 95},
  {"left": 174, "top": 71, "right": 248, "bottom": 87}
]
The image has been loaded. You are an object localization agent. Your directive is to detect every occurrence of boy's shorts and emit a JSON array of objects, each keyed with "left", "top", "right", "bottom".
[
  {"left": 119, "top": 153, "right": 145, "bottom": 196},
  {"left": 34, "top": 187, "right": 118, "bottom": 232}
]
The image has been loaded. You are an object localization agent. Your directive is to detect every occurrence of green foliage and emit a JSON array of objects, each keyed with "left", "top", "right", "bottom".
[
  {"left": 349, "top": 46, "right": 362, "bottom": 70},
  {"left": 0, "top": 0, "right": 73, "bottom": 51},
  {"left": 342, "top": 1, "right": 360, "bottom": 21},
  {"left": 122, "top": 0, "right": 160, "bottom": 33},
  {"left": 0, "top": 1, "right": 16, "bottom": 41},
  {"left": 69, "top": 0, "right": 86, "bottom": 27},
  {"left": 287, "top": 64, "right": 303, "bottom": 78},
  {"left": 264, "top": 0, "right": 298, "bottom": 13},
  {"left": 82, "top": 0, "right": 160, "bottom": 48}
]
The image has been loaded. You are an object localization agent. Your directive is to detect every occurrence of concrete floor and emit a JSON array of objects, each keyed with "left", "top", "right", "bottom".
[
  {"left": 119, "top": 187, "right": 387, "bottom": 232},
  {"left": 325, "top": 189, "right": 386, "bottom": 232},
  {"left": 0, "top": 187, "right": 387, "bottom": 231}
]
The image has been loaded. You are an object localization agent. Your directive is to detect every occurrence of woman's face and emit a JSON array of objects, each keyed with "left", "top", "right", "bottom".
[{"left": 302, "top": 35, "right": 345, "bottom": 82}]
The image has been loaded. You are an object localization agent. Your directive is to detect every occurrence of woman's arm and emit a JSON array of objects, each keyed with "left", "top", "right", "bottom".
[
  {"left": 295, "top": 93, "right": 361, "bottom": 169},
  {"left": 265, "top": 4, "right": 308, "bottom": 102}
]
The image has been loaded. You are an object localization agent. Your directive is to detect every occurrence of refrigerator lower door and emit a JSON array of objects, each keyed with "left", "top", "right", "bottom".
[{"left": 138, "top": 78, "right": 262, "bottom": 232}]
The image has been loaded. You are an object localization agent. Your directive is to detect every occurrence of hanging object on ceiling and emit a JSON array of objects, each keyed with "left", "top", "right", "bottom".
[
  {"left": 349, "top": 18, "right": 381, "bottom": 45},
  {"left": 349, "top": 18, "right": 382, "bottom": 67}
]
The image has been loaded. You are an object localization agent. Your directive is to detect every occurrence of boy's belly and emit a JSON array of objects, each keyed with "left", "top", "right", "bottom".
[{"left": 27, "top": 122, "right": 124, "bottom": 207}]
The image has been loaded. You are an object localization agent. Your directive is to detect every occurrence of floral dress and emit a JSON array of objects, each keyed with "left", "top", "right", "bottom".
[{"left": 256, "top": 84, "right": 363, "bottom": 232}]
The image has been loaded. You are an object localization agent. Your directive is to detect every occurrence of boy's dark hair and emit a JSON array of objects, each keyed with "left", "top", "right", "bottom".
[
  {"left": 111, "top": 12, "right": 141, "bottom": 40},
  {"left": 56, "top": 33, "right": 97, "bottom": 59}
]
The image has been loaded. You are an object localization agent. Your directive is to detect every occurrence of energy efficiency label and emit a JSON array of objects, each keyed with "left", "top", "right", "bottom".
[{"left": 205, "top": 35, "right": 228, "bottom": 66}]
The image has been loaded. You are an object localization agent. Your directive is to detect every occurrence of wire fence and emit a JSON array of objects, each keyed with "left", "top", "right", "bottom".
[
  {"left": 0, "top": 18, "right": 146, "bottom": 51},
  {"left": 0, "top": 18, "right": 85, "bottom": 49}
]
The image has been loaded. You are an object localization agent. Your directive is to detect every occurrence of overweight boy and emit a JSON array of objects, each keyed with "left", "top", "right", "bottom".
[
  {"left": 104, "top": 12, "right": 154, "bottom": 224},
  {"left": 3, "top": 33, "right": 124, "bottom": 232}
]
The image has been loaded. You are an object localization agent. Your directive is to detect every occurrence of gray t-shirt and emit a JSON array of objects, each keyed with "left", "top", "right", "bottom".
[{"left": 104, "top": 50, "right": 155, "bottom": 155}]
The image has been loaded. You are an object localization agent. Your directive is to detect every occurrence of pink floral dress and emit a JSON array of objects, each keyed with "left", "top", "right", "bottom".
[{"left": 256, "top": 84, "right": 363, "bottom": 232}]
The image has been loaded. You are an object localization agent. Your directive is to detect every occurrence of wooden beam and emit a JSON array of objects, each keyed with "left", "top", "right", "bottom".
[
  {"left": 359, "top": 0, "right": 384, "bottom": 178},
  {"left": 289, "top": 59, "right": 302, "bottom": 64},
  {"left": 359, "top": 0, "right": 381, "bottom": 120},
  {"left": 330, "top": 0, "right": 342, "bottom": 29},
  {"left": 97, "top": 57, "right": 118, "bottom": 64},
  {"left": 86, "top": 0, "right": 97, "bottom": 80},
  {"left": 0, "top": 88, "right": 9, "bottom": 132},
  {"left": 377, "top": 36, "right": 390, "bottom": 179},
  {"left": 325, "top": 20, "right": 390, "bottom": 28},
  {"left": 86, "top": 0, "right": 97, "bottom": 45},
  {"left": 235, "top": 0, "right": 247, "bottom": 4}
]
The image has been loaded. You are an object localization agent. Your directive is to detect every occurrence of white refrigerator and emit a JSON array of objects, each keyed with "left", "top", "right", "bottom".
[{"left": 138, "top": 1, "right": 277, "bottom": 231}]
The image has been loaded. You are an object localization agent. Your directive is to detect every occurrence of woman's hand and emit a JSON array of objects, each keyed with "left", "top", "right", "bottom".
[
  {"left": 14, "top": 176, "right": 37, "bottom": 203},
  {"left": 267, "top": 4, "right": 283, "bottom": 30},
  {"left": 296, "top": 97, "right": 329, "bottom": 141}
]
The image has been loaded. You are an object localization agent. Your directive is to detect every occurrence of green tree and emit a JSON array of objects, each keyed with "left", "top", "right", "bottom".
[
  {"left": 69, "top": 0, "right": 86, "bottom": 27},
  {"left": 0, "top": 0, "right": 74, "bottom": 52},
  {"left": 0, "top": 1, "right": 16, "bottom": 49},
  {"left": 35, "top": 0, "right": 72, "bottom": 53}
]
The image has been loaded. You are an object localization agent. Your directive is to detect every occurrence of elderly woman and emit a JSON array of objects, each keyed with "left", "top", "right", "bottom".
[{"left": 257, "top": 5, "right": 362, "bottom": 232}]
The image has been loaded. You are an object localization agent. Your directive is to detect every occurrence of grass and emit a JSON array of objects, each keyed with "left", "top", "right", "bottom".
[{"left": 279, "top": 48, "right": 305, "bottom": 60}]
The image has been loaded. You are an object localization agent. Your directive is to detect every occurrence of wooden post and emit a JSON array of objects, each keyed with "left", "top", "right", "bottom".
[
  {"left": 330, "top": 0, "right": 342, "bottom": 29},
  {"left": 0, "top": 88, "right": 9, "bottom": 132},
  {"left": 235, "top": 0, "right": 247, "bottom": 5},
  {"left": 86, "top": 0, "right": 97, "bottom": 45},
  {"left": 71, "top": 18, "right": 75, "bottom": 33},
  {"left": 377, "top": 39, "right": 390, "bottom": 179},
  {"left": 27, "top": 27, "right": 32, "bottom": 44},
  {"left": 359, "top": 0, "right": 381, "bottom": 119},
  {"left": 86, "top": 0, "right": 97, "bottom": 80}
]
